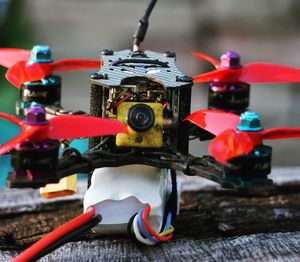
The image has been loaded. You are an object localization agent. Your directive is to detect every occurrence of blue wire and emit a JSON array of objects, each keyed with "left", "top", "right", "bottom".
[
  {"left": 163, "top": 212, "right": 172, "bottom": 231},
  {"left": 137, "top": 208, "right": 160, "bottom": 244},
  {"left": 137, "top": 208, "right": 173, "bottom": 244}
]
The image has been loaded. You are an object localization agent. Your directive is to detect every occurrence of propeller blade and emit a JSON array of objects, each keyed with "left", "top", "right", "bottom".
[
  {"left": 51, "top": 59, "right": 101, "bottom": 72},
  {"left": 48, "top": 115, "right": 127, "bottom": 140},
  {"left": 6, "top": 61, "right": 52, "bottom": 88},
  {"left": 0, "top": 48, "right": 30, "bottom": 68},
  {"left": 208, "top": 130, "right": 255, "bottom": 165},
  {"left": 0, "top": 112, "right": 22, "bottom": 126},
  {"left": 193, "top": 61, "right": 300, "bottom": 84},
  {"left": 0, "top": 125, "right": 43, "bottom": 155},
  {"left": 260, "top": 127, "right": 300, "bottom": 140},
  {"left": 0, "top": 112, "right": 48, "bottom": 154},
  {"left": 6, "top": 59, "right": 101, "bottom": 88},
  {"left": 185, "top": 110, "right": 240, "bottom": 136},
  {"left": 192, "top": 51, "right": 219, "bottom": 68},
  {"left": 240, "top": 63, "right": 300, "bottom": 83},
  {"left": 193, "top": 68, "right": 242, "bottom": 83}
]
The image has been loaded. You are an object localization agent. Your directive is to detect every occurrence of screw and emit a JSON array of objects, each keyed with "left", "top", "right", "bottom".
[
  {"left": 177, "top": 75, "right": 193, "bottom": 82},
  {"left": 90, "top": 73, "right": 104, "bottom": 80},
  {"left": 163, "top": 51, "right": 176, "bottom": 58},
  {"left": 237, "top": 111, "right": 263, "bottom": 131},
  {"left": 220, "top": 51, "right": 241, "bottom": 69},
  {"left": 30, "top": 45, "right": 53, "bottom": 63},
  {"left": 135, "top": 137, "right": 143, "bottom": 143},
  {"left": 25, "top": 105, "right": 47, "bottom": 125},
  {"left": 101, "top": 49, "right": 114, "bottom": 55}
]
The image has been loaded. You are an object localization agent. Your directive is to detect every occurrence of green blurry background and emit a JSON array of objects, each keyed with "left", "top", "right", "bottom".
[
  {"left": 0, "top": 0, "right": 33, "bottom": 186},
  {"left": 1, "top": 0, "right": 300, "bottom": 186}
]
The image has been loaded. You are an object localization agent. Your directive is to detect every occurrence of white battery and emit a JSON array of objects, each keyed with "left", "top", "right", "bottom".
[{"left": 83, "top": 165, "right": 173, "bottom": 234}]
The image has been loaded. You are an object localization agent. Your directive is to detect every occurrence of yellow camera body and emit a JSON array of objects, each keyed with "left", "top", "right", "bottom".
[{"left": 116, "top": 102, "right": 163, "bottom": 148}]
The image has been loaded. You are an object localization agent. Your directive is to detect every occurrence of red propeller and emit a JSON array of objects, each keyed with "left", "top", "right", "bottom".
[
  {"left": 0, "top": 111, "right": 127, "bottom": 155},
  {"left": 186, "top": 110, "right": 300, "bottom": 164},
  {"left": 0, "top": 48, "right": 31, "bottom": 68},
  {"left": 0, "top": 46, "right": 101, "bottom": 88},
  {"left": 192, "top": 51, "right": 300, "bottom": 84},
  {"left": 186, "top": 109, "right": 240, "bottom": 136}
]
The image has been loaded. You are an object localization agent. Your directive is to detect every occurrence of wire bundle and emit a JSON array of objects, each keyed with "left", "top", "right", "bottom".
[
  {"left": 11, "top": 204, "right": 174, "bottom": 259},
  {"left": 132, "top": 204, "right": 174, "bottom": 245},
  {"left": 11, "top": 206, "right": 101, "bottom": 262}
]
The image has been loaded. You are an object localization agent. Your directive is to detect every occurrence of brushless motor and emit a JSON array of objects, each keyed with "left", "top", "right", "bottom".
[
  {"left": 208, "top": 81, "right": 250, "bottom": 115},
  {"left": 224, "top": 145, "right": 272, "bottom": 187},
  {"left": 16, "top": 76, "right": 62, "bottom": 116},
  {"left": 8, "top": 140, "right": 61, "bottom": 188}
]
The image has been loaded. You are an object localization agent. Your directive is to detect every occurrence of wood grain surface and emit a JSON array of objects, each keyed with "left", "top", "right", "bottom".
[{"left": 0, "top": 167, "right": 300, "bottom": 261}]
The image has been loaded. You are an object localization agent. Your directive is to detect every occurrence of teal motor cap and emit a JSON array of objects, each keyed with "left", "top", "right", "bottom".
[
  {"left": 236, "top": 111, "right": 263, "bottom": 131},
  {"left": 24, "top": 76, "right": 61, "bottom": 86},
  {"left": 29, "top": 45, "right": 53, "bottom": 63}
]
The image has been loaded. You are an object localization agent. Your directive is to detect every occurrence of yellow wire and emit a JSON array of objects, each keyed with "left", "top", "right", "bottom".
[{"left": 159, "top": 225, "right": 174, "bottom": 237}]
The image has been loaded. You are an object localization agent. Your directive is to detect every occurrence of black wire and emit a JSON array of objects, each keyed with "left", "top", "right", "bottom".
[
  {"left": 72, "top": 110, "right": 88, "bottom": 115},
  {"left": 170, "top": 169, "right": 178, "bottom": 223},
  {"left": 80, "top": 155, "right": 95, "bottom": 171},
  {"left": 189, "top": 135, "right": 199, "bottom": 141},
  {"left": 98, "top": 148, "right": 135, "bottom": 157},
  {"left": 144, "top": 0, "right": 157, "bottom": 18},
  {"left": 184, "top": 157, "right": 202, "bottom": 176},
  {"left": 161, "top": 169, "right": 177, "bottom": 231},
  {"left": 127, "top": 213, "right": 138, "bottom": 241},
  {"left": 89, "top": 136, "right": 112, "bottom": 151},
  {"left": 30, "top": 214, "right": 102, "bottom": 261},
  {"left": 62, "top": 147, "right": 82, "bottom": 159},
  {"left": 133, "top": 0, "right": 158, "bottom": 49}
]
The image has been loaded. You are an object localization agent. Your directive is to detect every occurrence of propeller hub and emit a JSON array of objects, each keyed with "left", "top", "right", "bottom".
[
  {"left": 29, "top": 45, "right": 53, "bottom": 64},
  {"left": 24, "top": 105, "right": 48, "bottom": 125},
  {"left": 237, "top": 111, "right": 263, "bottom": 132},
  {"left": 220, "top": 51, "right": 241, "bottom": 69}
]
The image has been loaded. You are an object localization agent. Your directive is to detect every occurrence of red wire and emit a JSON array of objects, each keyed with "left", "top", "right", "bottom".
[
  {"left": 142, "top": 204, "right": 173, "bottom": 242},
  {"left": 11, "top": 206, "right": 95, "bottom": 262},
  {"left": 162, "top": 102, "right": 169, "bottom": 110},
  {"left": 108, "top": 92, "right": 132, "bottom": 110}
]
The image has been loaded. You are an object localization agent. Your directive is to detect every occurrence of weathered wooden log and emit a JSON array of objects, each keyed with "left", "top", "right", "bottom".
[{"left": 0, "top": 167, "right": 300, "bottom": 261}]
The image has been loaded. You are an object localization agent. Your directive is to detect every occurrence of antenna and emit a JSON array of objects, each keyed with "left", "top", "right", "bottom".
[{"left": 132, "top": 0, "right": 157, "bottom": 52}]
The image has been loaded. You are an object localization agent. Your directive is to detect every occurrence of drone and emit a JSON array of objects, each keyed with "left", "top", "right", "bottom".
[{"left": 1, "top": 0, "right": 300, "bottom": 260}]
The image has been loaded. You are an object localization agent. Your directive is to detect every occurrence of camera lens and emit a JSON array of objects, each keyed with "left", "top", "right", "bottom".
[{"left": 127, "top": 104, "right": 155, "bottom": 132}]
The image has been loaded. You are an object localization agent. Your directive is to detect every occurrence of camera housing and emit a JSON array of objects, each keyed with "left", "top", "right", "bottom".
[{"left": 116, "top": 102, "right": 163, "bottom": 148}]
